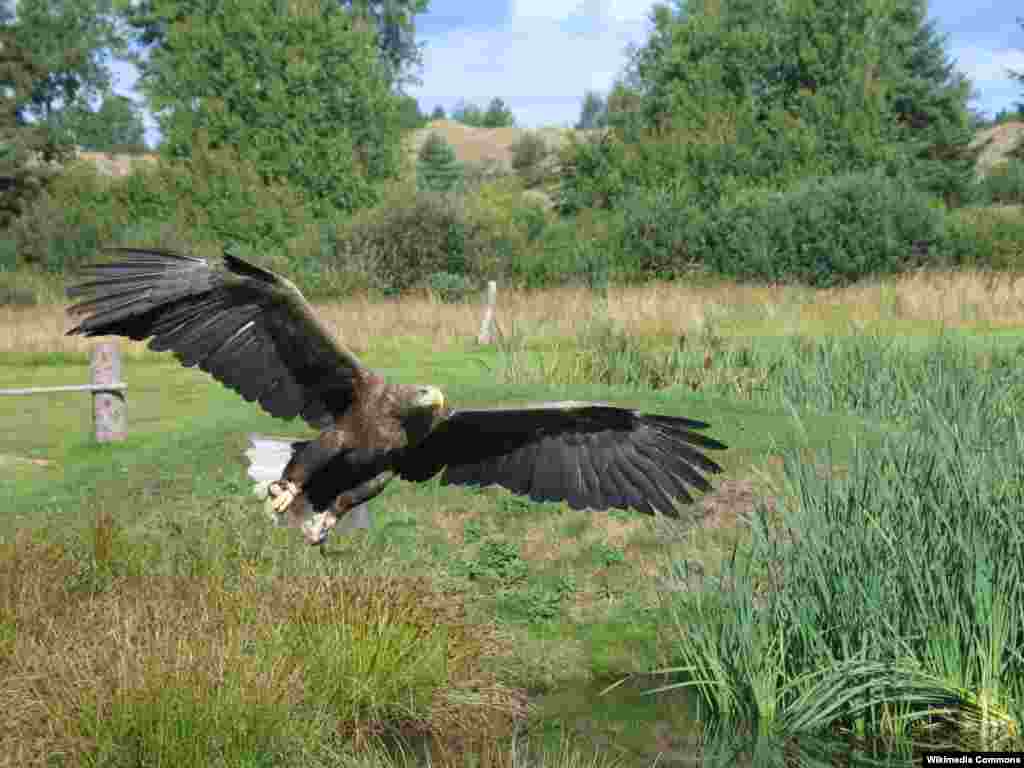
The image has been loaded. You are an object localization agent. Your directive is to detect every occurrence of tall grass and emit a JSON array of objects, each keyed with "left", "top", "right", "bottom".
[
  {"left": 653, "top": 335, "right": 1024, "bottom": 749},
  {"left": 497, "top": 309, "right": 1024, "bottom": 429}
]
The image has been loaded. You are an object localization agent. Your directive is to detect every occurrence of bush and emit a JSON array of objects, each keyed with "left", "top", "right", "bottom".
[
  {"left": 973, "top": 160, "right": 1024, "bottom": 206},
  {"left": 557, "top": 131, "right": 631, "bottom": 214},
  {"left": 427, "top": 271, "right": 476, "bottom": 302},
  {"left": 511, "top": 208, "right": 621, "bottom": 289},
  {"left": 509, "top": 131, "right": 550, "bottom": 188},
  {"left": 327, "top": 186, "right": 488, "bottom": 294},
  {"left": 11, "top": 162, "right": 126, "bottom": 272},
  {"left": 511, "top": 199, "right": 549, "bottom": 243},
  {"left": 941, "top": 206, "right": 1024, "bottom": 270},
  {"left": 617, "top": 186, "right": 702, "bottom": 280},
  {"left": 688, "top": 172, "right": 946, "bottom": 287},
  {"left": 11, "top": 137, "right": 319, "bottom": 274}
]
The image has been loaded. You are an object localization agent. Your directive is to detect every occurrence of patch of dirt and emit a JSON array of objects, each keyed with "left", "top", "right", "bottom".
[
  {"left": 405, "top": 119, "right": 603, "bottom": 173},
  {"left": 432, "top": 506, "right": 480, "bottom": 546},
  {"left": 77, "top": 150, "right": 157, "bottom": 178},
  {"left": 521, "top": 523, "right": 568, "bottom": 562},
  {"left": 971, "top": 121, "right": 1024, "bottom": 176},
  {"left": 694, "top": 475, "right": 776, "bottom": 530},
  {"left": 0, "top": 454, "right": 54, "bottom": 468}
]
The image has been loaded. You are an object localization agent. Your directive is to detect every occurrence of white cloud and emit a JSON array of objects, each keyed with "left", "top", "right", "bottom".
[
  {"left": 511, "top": 0, "right": 584, "bottom": 21},
  {"left": 510, "top": 0, "right": 655, "bottom": 24}
]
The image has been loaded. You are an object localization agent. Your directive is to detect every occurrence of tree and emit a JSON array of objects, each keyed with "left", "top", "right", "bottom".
[
  {"left": 416, "top": 131, "right": 462, "bottom": 192},
  {"left": 482, "top": 97, "right": 515, "bottom": 128},
  {"left": 14, "top": 0, "right": 128, "bottom": 124},
  {"left": 124, "top": 0, "right": 428, "bottom": 91},
  {"left": 430, "top": 104, "right": 446, "bottom": 120},
  {"left": 396, "top": 93, "right": 426, "bottom": 131},
  {"left": 49, "top": 93, "right": 147, "bottom": 151},
  {"left": 575, "top": 90, "right": 607, "bottom": 130},
  {"left": 451, "top": 99, "right": 485, "bottom": 127},
  {"left": 140, "top": 0, "right": 403, "bottom": 214},
  {"left": 0, "top": 25, "right": 72, "bottom": 229},
  {"left": 621, "top": 0, "right": 976, "bottom": 203}
]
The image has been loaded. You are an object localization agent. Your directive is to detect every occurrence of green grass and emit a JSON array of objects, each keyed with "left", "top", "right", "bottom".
[{"left": 5, "top": 319, "right": 1024, "bottom": 765}]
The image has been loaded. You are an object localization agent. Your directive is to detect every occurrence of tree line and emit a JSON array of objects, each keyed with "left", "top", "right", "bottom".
[{"left": 4, "top": 0, "right": 1024, "bottom": 288}]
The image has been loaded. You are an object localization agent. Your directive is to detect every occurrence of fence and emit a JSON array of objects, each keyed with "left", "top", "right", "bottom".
[
  {"left": 477, "top": 279, "right": 498, "bottom": 344},
  {"left": 0, "top": 341, "right": 127, "bottom": 442},
  {"left": 0, "top": 281, "right": 497, "bottom": 445}
]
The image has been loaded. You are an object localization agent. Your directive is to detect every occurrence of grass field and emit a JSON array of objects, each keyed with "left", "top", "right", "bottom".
[{"left": 3, "top": 269, "right": 1024, "bottom": 766}]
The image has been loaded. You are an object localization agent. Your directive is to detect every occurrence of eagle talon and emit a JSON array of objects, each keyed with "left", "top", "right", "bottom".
[
  {"left": 268, "top": 480, "right": 299, "bottom": 513},
  {"left": 303, "top": 511, "right": 337, "bottom": 545}
]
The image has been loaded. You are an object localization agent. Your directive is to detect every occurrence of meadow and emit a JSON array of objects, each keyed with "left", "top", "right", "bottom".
[{"left": 3, "top": 269, "right": 1024, "bottom": 767}]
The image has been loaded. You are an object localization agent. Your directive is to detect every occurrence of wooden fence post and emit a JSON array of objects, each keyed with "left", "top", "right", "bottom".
[
  {"left": 477, "top": 280, "right": 497, "bottom": 345},
  {"left": 91, "top": 342, "right": 126, "bottom": 442}
]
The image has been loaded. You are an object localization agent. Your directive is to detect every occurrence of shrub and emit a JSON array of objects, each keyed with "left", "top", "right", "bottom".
[
  {"left": 617, "top": 186, "right": 701, "bottom": 280},
  {"left": 511, "top": 199, "right": 549, "bottom": 242},
  {"left": 688, "top": 172, "right": 946, "bottom": 287},
  {"left": 327, "top": 186, "right": 484, "bottom": 294},
  {"left": 10, "top": 136, "right": 319, "bottom": 274},
  {"left": 10, "top": 162, "right": 126, "bottom": 272},
  {"left": 557, "top": 130, "right": 631, "bottom": 214},
  {"left": 509, "top": 131, "right": 550, "bottom": 188},
  {"left": 427, "top": 271, "right": 476, "bottom": 302},
  {"left": 510, "top": 208, "right": 622, "bottom": 289},
  {"left": 941, "top": 206, "right": 1024, "bottom": 270},
  {"left": 973, "top": 160, "right": 1024, "bottom": 206}
]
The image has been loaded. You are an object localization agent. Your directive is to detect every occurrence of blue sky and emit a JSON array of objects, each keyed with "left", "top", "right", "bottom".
[{"left": 110, "top": 0, "right": 1024, "bottom": 145}]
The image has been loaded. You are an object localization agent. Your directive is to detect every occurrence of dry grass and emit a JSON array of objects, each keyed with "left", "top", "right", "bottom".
[
  {"left": 0, "top": 522, "right": 524, "bottom": 768},
  {"left": 7, "top": 269, "right": 1024, "bottom": 359}
]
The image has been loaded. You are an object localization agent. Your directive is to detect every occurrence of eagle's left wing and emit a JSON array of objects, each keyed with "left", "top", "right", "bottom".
[{"left": 394, "top": 402, "right": 726, "bottom": 516}]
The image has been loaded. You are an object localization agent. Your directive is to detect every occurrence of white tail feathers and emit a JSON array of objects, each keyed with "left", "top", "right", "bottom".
[{"left": 245, "top": 435, "right": 296, "bottom": 499}]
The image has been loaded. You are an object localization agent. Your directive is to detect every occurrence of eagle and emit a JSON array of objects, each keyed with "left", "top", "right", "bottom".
[{"left": 66, "top": 248, "right": 727, "bottom": 546}]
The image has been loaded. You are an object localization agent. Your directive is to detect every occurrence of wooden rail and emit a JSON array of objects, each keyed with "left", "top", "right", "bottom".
[{"left": 0, "top": 342, "right": 126, "bottom": 442}]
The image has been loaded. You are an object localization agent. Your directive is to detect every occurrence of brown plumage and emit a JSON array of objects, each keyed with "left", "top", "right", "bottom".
[{"left": 67, "top": 248, "right": 727, "bottom": 546}]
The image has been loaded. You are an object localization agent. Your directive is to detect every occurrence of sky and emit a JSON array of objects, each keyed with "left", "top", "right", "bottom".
[{"left": 108, "top": 0, "right": 1024, "bottom": 146}]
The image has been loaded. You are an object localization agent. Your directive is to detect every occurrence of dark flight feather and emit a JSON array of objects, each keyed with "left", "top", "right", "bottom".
[
  {"left": 67, "top": 248, "right": 369, "bottom": 429},
  {"left": 395, "top": 403, "right": 726, "bottom": 517}
]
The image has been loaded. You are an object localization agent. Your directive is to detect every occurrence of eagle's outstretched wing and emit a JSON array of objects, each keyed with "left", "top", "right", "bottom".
[
  {"left": 67, "top": 248, "right": 371, "bottom": 428},
  {"left": 395, "top": 402, "right": 726, "bottom": 516}
]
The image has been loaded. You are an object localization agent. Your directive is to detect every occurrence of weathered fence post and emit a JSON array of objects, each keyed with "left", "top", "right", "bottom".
[
  {"left": 91, "top": 342, "right": 126, "bottom": 442},
  {"left": 477, "top": 280, "right": 497, "bottom": 345}
]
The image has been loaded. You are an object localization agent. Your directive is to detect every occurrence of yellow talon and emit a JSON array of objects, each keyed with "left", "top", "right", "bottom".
[{"left": 268, "top": 480, "right": 299, "bottom": 513}]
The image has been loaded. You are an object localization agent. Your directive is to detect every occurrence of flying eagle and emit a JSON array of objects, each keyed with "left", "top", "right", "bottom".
[{"left": 66, "top": 249, "right": 727, "bottom": 546}]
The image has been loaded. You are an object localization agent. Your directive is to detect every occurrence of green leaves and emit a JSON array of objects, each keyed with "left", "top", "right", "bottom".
[{"left": 141, "top": 0, "right": 403, "bottom": 215}]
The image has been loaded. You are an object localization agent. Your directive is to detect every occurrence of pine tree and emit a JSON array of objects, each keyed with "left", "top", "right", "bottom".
[
  {"left": 416, "top": 131, "right": 462, "bottom": 193},
  {"left": 576, "top": 90, "right": 607, "bottom": 130}
]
